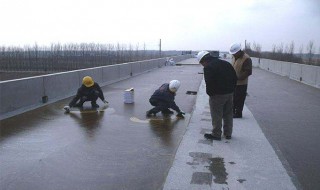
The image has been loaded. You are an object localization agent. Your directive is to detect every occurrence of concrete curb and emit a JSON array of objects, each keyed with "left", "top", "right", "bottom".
[{"left": 163, "top": 78, "right": 296, "bottom": 190}]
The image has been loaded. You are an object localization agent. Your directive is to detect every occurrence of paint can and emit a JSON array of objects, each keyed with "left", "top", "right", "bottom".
[{"left": 124, "top": 88, "right": 134, "bottom": 104}]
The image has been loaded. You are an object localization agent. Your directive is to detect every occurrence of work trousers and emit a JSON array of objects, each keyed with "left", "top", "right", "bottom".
[
  {"left": 78, "top": 91, "right": 99, "bottom": 105},
  {"left": 209, "top": 93, "right": 233, "bottom": 137},
  {"left": 149, "top": 99, "right": 170, "bottom": 114},
  {"left": 233, "top": 85, "right": 248, "bottom": 116}
]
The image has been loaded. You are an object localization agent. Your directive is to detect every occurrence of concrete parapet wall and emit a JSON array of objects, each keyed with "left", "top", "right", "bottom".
[
  {"left": 0, "top": 55, "right": 192, "bottom": 119},
  {"left": 290, "top": 63, "right": 302, "bottom": 81},
  {"left": 280, "top": 62, "right": 291, "bottom": 77},
  {"left": 252, "top": 57, "right": 320, "bottom": 89},
  {"left": 44, "top": 71, "right": 80, "bottom": 102},
  {"left": 251, "top": 57, "right": 260, "bottom": 67},
  {"left": 0, "top": 77, "right": 44, "bottom": 115},
  {"left": 301, "top": 65, "right": 318, "bottom": 86}
]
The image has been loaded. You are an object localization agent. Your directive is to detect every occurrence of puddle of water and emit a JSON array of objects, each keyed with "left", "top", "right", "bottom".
[{"left": 206, "top": 157, "right": 228, "bottom": 185}]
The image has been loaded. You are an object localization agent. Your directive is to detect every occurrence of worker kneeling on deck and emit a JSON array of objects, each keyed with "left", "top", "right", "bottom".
[
  {"left": 146, "top": 80, "right": 185, "bottom": 118},
  {"left": 66, "top": 76, "right": 108, "bottom": 110}
]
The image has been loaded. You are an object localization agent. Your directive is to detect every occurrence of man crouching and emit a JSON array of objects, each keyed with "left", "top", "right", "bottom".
[{"left": 146, "top": 80, "right": 185, "bottom": 118}]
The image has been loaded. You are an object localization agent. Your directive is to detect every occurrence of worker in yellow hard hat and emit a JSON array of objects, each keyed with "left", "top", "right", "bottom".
[{"left": 66, "top": 76, "right": 108, "bottom": 110}]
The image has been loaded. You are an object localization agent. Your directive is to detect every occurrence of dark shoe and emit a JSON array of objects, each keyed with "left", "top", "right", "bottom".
[
  {"left": 91, "top": 102, "right": 99, "bottom": 108},
  {"left": 225, "top": 136, "right": 232, "bottom": 140},
  {"left": 146, "top": 111, "right": 155, "bottom": 117},
  {"left": 161, "top": 109, "right": 174, "bottom": 115},
  {"left": 233, "top": 114, "right": 242, "bottom": 118},
  {"left": 204, "top": 133, "right": 221, "bottom": 141}
]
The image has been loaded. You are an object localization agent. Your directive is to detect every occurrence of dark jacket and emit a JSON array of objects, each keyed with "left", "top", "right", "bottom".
[
  {"left": 69, "top": 83, "right": 105, "bottom": 106},
  {"left": 203, "top": 57, "right": 237, "bottom": 96},
  {"left": 150, "top": 83, "right": 181, "bottom": 112}
]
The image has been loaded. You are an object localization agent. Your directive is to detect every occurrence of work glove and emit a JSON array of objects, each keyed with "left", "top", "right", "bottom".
[
  {"left": 176, "top": 111, "right": 185, "bottom": 118},
  {"left": 102, "top": 100, "right": 109, "bottom": 109},
  {"left": 64, "top": 106, "right": 70, "bottom": 113}
]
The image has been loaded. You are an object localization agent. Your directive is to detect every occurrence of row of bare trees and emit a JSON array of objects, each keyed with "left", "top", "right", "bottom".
[
  {"left": 244, "top": 41, "right": 320, "bottom": 66},
  {"left": 0, "top": 43, "right": 170, "bottom": 72}
]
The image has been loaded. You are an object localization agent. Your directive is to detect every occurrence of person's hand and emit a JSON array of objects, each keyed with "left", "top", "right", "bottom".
[
  {"left": 176, "top": 111, "right": 185, "bottom": 118},
  {"left": 64, "top": 106, "right": 70, "bottom": 113},
  {"left": 102, "top": 100, "right": 109, "bottom": 109}
]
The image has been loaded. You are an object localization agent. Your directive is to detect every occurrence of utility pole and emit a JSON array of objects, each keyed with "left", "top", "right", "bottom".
[
  {"left": 245, "top": 40, "right": 247, "bottom": 50},
  {"left": 159, "top": 39, "right": 162, "bottom": 57}
]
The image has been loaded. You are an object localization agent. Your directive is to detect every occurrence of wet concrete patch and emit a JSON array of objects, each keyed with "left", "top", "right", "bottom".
[
  {"left": 187, "top": 152, "right": 212, "bottom": 165},
  {"left": 187, "top": 153, "right": 229, "bottom": 185},
  {"left": 1, "top": 64, "right": 203, "bottom": 190},
  {"left": 206, "top": 157, "right": 228, "bottom": 185},
  {"left": 190, "top": 172, "right": 212, "bottom": 185}
]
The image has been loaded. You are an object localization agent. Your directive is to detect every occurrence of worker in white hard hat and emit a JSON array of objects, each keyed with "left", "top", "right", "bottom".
[
  {"left": 229, "top": 43, "right": 252, "bottom": 118},
  {"left": 65, "top": 76, "right": 108, "bottom": 110},
  {"left": 146, "top": 80, "right": 185, "bottom": 118},
  {"left": 197, "top": 50, "right": 237, "bottom": 140}
]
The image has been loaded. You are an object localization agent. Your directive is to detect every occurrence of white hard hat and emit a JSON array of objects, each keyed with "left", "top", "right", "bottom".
[
  {"left": 169, "top": 80, "right": 181, "bottom": 92},
  {"left": 197, "top": 51, "right": 210, "bottom": 63},
  {"left": 229, "top": 43, "right": 242, "bottom": 54}
]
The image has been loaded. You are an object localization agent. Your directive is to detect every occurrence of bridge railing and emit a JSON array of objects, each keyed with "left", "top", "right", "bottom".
[{"left": 252, "top": 57, "right": 320, "bottom": 89}]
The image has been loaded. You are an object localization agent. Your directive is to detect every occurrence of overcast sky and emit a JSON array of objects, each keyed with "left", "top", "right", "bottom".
[{"left": 1, "top": 0, "right": 319, "bottom": 52}]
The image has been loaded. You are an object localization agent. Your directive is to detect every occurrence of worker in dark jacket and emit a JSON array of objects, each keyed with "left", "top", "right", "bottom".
[
  {"left": 146, "top": 80, "right": 185, "bottom": 118},
  {"left": 197, "top": 51, "right": 237, "bottom": 141},
  {"left": 64, "top": 76, "right": 108, "bottom": 111}
]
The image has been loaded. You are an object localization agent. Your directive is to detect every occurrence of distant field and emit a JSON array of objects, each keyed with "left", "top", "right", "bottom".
[{"left": 0, "top": 71, "right": 52, "bottom": 81}]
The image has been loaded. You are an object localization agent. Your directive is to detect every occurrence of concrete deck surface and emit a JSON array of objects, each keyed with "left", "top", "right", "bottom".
[
  {"left": 1, "top": 58, "right": 310, "bottom": 190},
  {"left": 0, "top": 60, "right": 203, "bottom": 190},
  {"left": 163, "top": 78, "right": 296, "bottom": 190}
]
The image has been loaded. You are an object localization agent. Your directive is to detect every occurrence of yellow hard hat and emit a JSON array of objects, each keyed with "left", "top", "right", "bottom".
[{"left": 82, "top": 76, "right": 94, "bottom": 87}]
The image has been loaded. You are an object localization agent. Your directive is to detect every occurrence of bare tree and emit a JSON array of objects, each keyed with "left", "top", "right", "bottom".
[
  {"left": 272, "top": 44, "right": 276, "bottom": 53},
  {"left": 289, "top": 41, "right": 295, "bottom": 55},
  {"left": 0, "top": 41, "right": 172, "bottom": 73},
  {"left": 284, "top": 41, "right": 295, "bottom": 62},
  {"left": 298, "top": 44, "right": 304, "bottom": 64},
  {"left": 252, "top": 42, "right": 262, "bottom": 57},
  {"left": 306, "top": 40, "right": 315, "bottom": 65}
]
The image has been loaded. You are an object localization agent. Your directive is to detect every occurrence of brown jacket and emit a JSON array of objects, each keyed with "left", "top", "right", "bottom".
[{"left": 232, "top": 53, "right": 252, "bottom": 85}]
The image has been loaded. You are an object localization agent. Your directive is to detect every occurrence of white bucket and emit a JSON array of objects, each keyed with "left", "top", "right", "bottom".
[{"left": 124, "top": 88, "right": 134, "bottom": 104}]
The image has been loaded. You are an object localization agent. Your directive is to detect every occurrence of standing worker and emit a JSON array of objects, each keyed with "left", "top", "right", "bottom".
[
  {"left": 64, "top": 76, "right": 108, "bottom": 111},
  {"left": 197, "top": 51, "right": 237, "bottom": 140},
  {"left": 146, "top": 80, "right": 185, "bottom": 118},
  {"left": 229, "top": 43, "right": 252, "bottom": 118}
]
